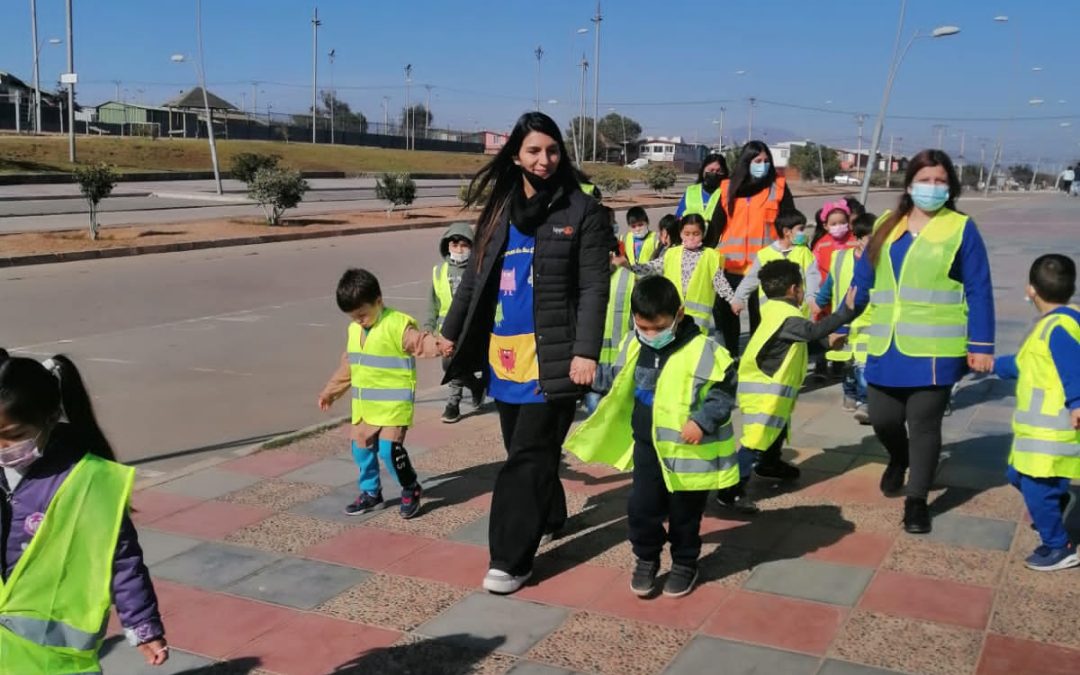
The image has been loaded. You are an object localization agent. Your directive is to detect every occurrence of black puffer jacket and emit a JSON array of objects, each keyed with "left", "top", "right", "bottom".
[{"left": 440, "top": 186, "right": 614, "bottom": 400}]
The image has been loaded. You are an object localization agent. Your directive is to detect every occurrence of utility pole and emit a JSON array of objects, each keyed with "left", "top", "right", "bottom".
[
  {"left": 404, "top": 64, "right": 413, "bottom": 150},
  {"left": 311, "top": 6, "right": 320, "bottom": 144},
  {"left": 747, "top": 97, "right": 756, "bottom": 142},
  {"left": 578, "top": 54, "right": 589, "bottom": 163},
  {"left": 424, "top": 84, "right": 432, "bottom": 140},
  {"left": 854, "top": 114, "right": 866, "bottom": 177},
  {"left": 816, "top": 142, "right": 825, "bottom": 184},
  {"left": 328, "top": 48, "right": 336, "bottom": 144},
  {"left": 194, "top": 0, "right": 221, "bottom": 193},
  {"left": 1030, "top": 157, "right": 1040, "bottom": 191},
  {"left": 978, "top": 142, "right": 986, "bottom": 187},
  {"left": 591, "top": 1, "right": 602, "bottom": 162},
  {"left": 381, "top": 96, "right": 389, "bottom": 133},
  {"left": 957, "top": 128, "right": 966, "bottom": 181},
  {"left": 30, "top": 0, "right": 42, "bottom": 133},
  {"left": 251, "top": 81, "right": 259, "bottom": 114},
  {"left": 64, "top": 0, "right": 75, "bottom": 161},
  {"left": 717, "top": 107, "right": 725, "bottom": 150},
  {"left": 534, "top": 45, "right": 544, "bottom": 111},
  {"left": 885, "top": 135, "right": 896, "bottom": 187}
]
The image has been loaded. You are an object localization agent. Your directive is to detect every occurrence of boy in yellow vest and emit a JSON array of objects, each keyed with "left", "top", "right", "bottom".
[
  {"left": 731, "top": 210, "right": 821, "bottom": 318},
  {"left": 623, "top": 206, "right": 659, "bottom": 265},
  {"left": 319, "top": 268, "right": 440, "bottom": 518},
  {"left": 718, "top": 260, "right": 856, "bottom": 512},
  {"left": 994, "top": 254, "right": 1080, "bottom": 571},
  {"left": 426, "top": 222, "right": 484, "bottom": 423},
  {"left": 585, "top": 242, "right": 635, "bottom": 414},
  {"left": 566, "top": 275, "right": 737, "bottom": 598}
]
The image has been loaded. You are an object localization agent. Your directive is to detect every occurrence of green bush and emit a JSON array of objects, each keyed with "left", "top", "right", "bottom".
[
  {"left": 73, "top": 163, "right": 118, "bottom": 240},
  {"left": 231, "top": 152, "right": 281, "bottom": 184},
  {"left": 592, "top": 170, "right": 632, "bottom": 198},
  {"left": 248, "top": 167, "right": 309, "bottom": 225},
  {"left": 375, "top": 172, "right": 417, "bottom": 214},
  {"left": 643, "top": 164, "right": 678, "bottom": 194},
  {"left": 458, "top": 180, "right": 492, "bottom": 208}
]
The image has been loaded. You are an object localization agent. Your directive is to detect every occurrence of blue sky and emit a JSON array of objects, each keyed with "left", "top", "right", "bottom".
[{"left": 5, "top": 0, "right": 1078, "bottom": 166}]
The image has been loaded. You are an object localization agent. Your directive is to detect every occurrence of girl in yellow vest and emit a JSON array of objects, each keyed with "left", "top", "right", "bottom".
[
  {"left": 730, "top": 210, "right": 821, "bottom": 318},
  {"left": 993, "top": 254, "right": 1080, "bottom": 571},
  {"left": 850, "top": 150, "right": 996, "bottom": 534},
  {"left": 0, "top": 351, "right": 168, "bottom": 673}
]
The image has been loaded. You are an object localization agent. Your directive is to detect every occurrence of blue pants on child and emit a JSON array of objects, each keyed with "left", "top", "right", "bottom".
[
  {"left": 842, "top": 362, "right": 868, "bottom": 404},
  {"left": 1007, "top": 465, "right": 1072, "bottom": 549},
  {"left": 351, "top": 439, "right": 414, "bottom": 495}
]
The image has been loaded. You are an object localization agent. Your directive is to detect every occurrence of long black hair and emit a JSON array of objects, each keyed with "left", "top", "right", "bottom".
[
  {"left": 867, "top": 149, "right": 962, "bottom": 266},
  {"left": 0, "top": 351, "right": 117, "bottom": 461},
  {"left": 726, "top": 140, "right": 777, "bottom": 215},
  {"left": 696, "top": 153, "right": 729, "bottom": 184},
  {"left": 464, "top": 112, "right": 579, "bottom": 268}
]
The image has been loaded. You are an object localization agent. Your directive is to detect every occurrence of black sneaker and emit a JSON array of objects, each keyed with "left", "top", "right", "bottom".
[
  {"left": 344, "top": 491, "right": 384, "bottom": 516},
  {"left": 903, "top": 497, "right": 931, "bottom": 534},
  {"left": 754, "top": 458, "right": 801, "bottom": 482},
  {"left": 630, "top": 558, "right": 660, "bottom": 597},
  {"left": 441, "top": 402, "right": 461, "bottom": 424},
  {"left": 716, "top": 481, "right": 759, "bottom": 514},
  {"left": 879, "top": 462, "right": 907, "bottom": 496},
  {"left": 399, "top": 483, "right": 422, "bottom": 519},
  {"left": 469, "top": 382, "right": 485, "bottom": 408},
  {"left": 662, "top": 563, "right": 699, "bottom": 598}
]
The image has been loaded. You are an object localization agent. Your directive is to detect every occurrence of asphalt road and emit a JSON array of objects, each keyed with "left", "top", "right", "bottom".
[{"left": 2, "top": 192, "right": 1068, "bottom": 477}]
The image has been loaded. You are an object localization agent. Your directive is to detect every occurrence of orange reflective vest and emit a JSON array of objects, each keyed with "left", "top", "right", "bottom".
[{"left": 718, "top": 177, "right": 785, "bottom": 275}]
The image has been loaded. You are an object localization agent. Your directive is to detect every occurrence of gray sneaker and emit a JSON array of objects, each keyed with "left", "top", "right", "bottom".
[
  {"left": 662, "top": 563, "right": 699, "bottom": 598},
  {"left": 630, "top": 559, "right": 660, "bottom": 597}
]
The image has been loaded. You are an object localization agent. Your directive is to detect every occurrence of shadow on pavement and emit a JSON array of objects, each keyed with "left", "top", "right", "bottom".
[
  {"left": 180, "top": 657, "right": 263, "bottom": 674},
  {"left": 334, "top": 635, "right": 506, "bottom": 675}
]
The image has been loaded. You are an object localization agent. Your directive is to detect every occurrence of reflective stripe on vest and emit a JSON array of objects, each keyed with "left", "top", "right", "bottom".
[
  {"left": 432, "top": 263, "right": 452, "bottom": 331},
  {"left": 755, "top": 245, "right": 815, "bottom": 316},
  {"left": 662, "top": 246, "right": 722, "bottom": 337},
  {"left": 1009, "top": 309, "right": 1080, "bottom": 479},
  {"left": 718, "top": 178, "right": 782, "bottom": 273},
  {"left": 600, "top": 267, "right": 635, "bottom": 367},
  {"left": 737, "top": 299, "right": 807, "bottom": 450},
  {"left": 867, "top": 209, "right": 969, "bottom": 358},
  {"left": 683, "top": 184, "right": 722, "bottom": 222},
  {"left": 347, "top": 308, "right": 418, "bottom": 427},
  {"left": 623, "top": 232, "right": 658, "bottom": 266},
  {"left": 0, "top": 616, "right": 101, "bottom": 651}
]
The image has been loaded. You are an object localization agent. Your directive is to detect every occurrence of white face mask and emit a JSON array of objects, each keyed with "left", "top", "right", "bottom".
[
  {"left": 449, "top": 250, "right": 471, "bottom": 264},
  {"left": 0, "top": 434, "right": 43, "bottom": 469}
]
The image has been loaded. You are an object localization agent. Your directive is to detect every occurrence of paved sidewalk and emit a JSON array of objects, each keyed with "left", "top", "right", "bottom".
[{"left": 107, "top": 373, "right": 1080, "bottom": 675}]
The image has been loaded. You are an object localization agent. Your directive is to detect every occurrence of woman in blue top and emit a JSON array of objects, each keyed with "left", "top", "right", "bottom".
[{"left": 851, "top": 149, "right": 995, "bottom": 534}]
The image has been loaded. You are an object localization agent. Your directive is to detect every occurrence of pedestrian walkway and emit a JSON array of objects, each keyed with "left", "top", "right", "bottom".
[{"left": 107, "top": 373, "right": 1080, "bottom": 675}]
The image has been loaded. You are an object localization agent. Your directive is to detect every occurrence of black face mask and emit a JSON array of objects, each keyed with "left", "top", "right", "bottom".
[
  {"left": 702, "top": 172, "right": 723, "bottom": 192},
  {"left": 521, "top": 168, "right": 557, "bottom": 196}
]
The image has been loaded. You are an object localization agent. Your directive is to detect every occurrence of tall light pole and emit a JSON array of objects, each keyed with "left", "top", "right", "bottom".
[
  {"left": 534, "top": 45, "right": 544, "bottom": 111},
  {"left": 747, "top": 97, "right": 756, "bottom": 141},
  {"left": 381, "top": 96, "right": 389, "bottom": 133},
  {"left": 985, "top": 15, "right": 1017, "bottom": 196},
  {"left": 591, "top": 1, "right": 602, "bottom": 162},
  {"left": 64, "top": 0, "right": 75, "bottom": 161},
  {"left": 858, "top": 0, "right": 959, "bottom": 204},
  {"left": 424, "top": 84, "right": 432, "bottom": 140},
  {"left": 328, "top": 48, "right": 336, "bottom": 144},
  {"left": 567, "top": 27, "right": 588, "bottom": 162},
  {"left": 404, "top": 64, "right": 413, "bottom": 150},
  {"left": 311, "top": 6, "right": 320, "bottom": 144},
  {"left": 30, "top": 0, "right": 41, "bottom": 134},
  {"left": 171, "top": 1, "right": 222, "bottom": 193},
  {"left": 855, "top": 114, "right": 866, "bottom": 176},
  {"left": 578, "top": 54, "right": 589, "bottom": 163},
  {"left": 718, "top": 107, "right": 725, "bottom": 150}
]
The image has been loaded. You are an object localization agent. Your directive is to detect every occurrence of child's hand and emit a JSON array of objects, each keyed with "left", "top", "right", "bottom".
[
  {"left": 730, "top": 301, "right": 744, "bottom": 316},
  {"left": 828, "top": 333, "right": 847, "bottom": 350},
  {"left": 845, "top": 285, "right": 857, "bottom": 310},
  {"left": 1070, "top": 408, "right": 1080, "bottom": 430},
  {"left": 138, "top": 639, "right": 169, "bottom": 666},
  {"left": 967, "top": 352, "right": 994, "bottom": 373},
  {"left": 612, "top": 254, "right": 629, "bottom": 268},
  {"left": 680, "top": 420, "right": 704, "bottom": 444},
  {"left": 436, "top": 336, "right": 456, "bottom": 358},
  {"left": 317, "top": 393, "right": 333, "bottom": 411}
]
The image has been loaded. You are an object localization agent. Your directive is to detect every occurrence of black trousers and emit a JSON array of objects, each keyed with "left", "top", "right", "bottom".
[
  {"left": 867, "top": 384, "right": 951, "bottom": 499},
  {"left": 628, "top": 437, "right": 709, "bottom": 567},
  {"left": 715, "top": 271, "right": 761, "bottom": 357},
  {"left": 490, "top": 399, "right": 575, "bottom": 575}
]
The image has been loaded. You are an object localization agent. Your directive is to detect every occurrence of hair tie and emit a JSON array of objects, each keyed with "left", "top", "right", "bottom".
[{"left": 39, "top": 358, "right": 69, "bottom": 423}]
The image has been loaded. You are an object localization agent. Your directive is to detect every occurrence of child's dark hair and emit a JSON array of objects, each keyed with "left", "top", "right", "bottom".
[
  {"left": 852, "top": 212, "right": 876, "bottom": 238},
  {"left": 631, "top": 275, "right": 682, "bottom": 320},
  {"left": 0, "top": 352, "right": 117, "bottom": 461},
  {"left": 679, "top": 213, "right": 706, "bottom": 234},
  {"left": 659, "top": 213, "right": 680, "bottom": 244},
  {"left": 336, "top": 268, "right": 382, "bottom": 312},
  {"left": 626, "top": 206, "right": 648, "bottom": 225},
  {"left": 813, "top": 208, "right": 825, "bottom": 228},
  {"left": 759, "top": 260, "right": 803, "bottom": 299},
  {"left": 774, "top": 210, "right": 807, "bottom": 238},
  {"left": 1029, "top": 254, "right": 1076, "bottom": 304},
  {"left": 844, "top": 196, "right": 867, "bottom": 218}
]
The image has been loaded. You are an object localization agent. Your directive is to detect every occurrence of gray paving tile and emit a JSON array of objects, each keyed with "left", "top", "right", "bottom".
[
  {"left": 663, "top": 636, "right": 819, "bottom": 675},
  {"left": 226, "top": 557, "right": 369, "bottom": 609},
  {"left": 278, "top": 457, "right": 359, "bottom": 486},
  {"left": 152, "top": 541, "right": 280, "bottom": 590},
  {"left": 417, "top": 592, "right": 569, "bottom": 657},
  {"left": 818, "top": 659, "right": 907, "bottom": 675},
  {"left": 99, "top": 636, "right": 215, "bottom": 674},
  {"left": 288, "top": 484, "right": 388, "bottom": 524},
  {"left": 936, "top": 462, "right": 1008, "bottom": 490},
  {"left": 921, "top": 512, "right": 1017, "bottom": 551},
  {"left": 506, "top": 662, "right": 580, "bottom": 675},
  {"left": 448, "top": 513, "right": 490, "bottom": 546},
  {"left": 744, "top": 558, "right": 874, "bottom": 606},
  {"left": 137, "top": 529, "right": 203, "bottom": 567},
  {"left": 154, "top": 467, "right": 261, "bottom": 500}
]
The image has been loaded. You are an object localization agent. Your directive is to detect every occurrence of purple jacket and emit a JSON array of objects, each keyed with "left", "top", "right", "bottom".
[{"left": 0, "top": 427, "right": 164, "bottom": 644}]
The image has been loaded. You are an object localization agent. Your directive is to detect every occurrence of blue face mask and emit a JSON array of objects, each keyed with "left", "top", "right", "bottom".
[
  {"left": 910, "top": 183, "right": 949, "bottom": 211},
  {"left": 749, "top": 162, "right": 770, "bottom": 179},
  {"left": 792, "top": 231, "right": 808, "bottom": 246},
  {"left": 637, "top": 324, "right": 676, "bottom": 350}
]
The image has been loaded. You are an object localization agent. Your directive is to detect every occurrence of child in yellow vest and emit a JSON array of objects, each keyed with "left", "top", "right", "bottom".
[
  {"left": 319, "top": 268, "right": 440, "bottom": 519},
  {"left": 586, "top": 242, "right": 635, "bottom": 414},
  {"left": 566, "top": 276, "right": 737, "bottom": 598},
  {"left": 731, "top": 210, "right": 821, "bottom": 318},
  {"left": 623, "top": 206, "right": 659, "bottom": 265},
  {"left": 994, "top": 254, "right": 1080, "bottom": 571},
  {"left": 717, "top": 260, "right": 856, "bottom": 512}
]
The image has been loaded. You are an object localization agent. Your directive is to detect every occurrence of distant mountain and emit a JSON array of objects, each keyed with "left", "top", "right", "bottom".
[{"left": 719, "top": 125, "right": 803, "bottom": 146}]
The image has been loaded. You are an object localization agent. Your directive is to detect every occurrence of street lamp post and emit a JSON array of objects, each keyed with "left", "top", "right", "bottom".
[
  {"left": 534, "top": 46, "right": 544, "bottom": 111},
  {"left": 567, "top": 27, "right": 588, "bottom": 163},
  {"left": 328, "top": 48, "right": 336, "bottom": 144},
  {"left": 591, "top": 1, "right": 602, "bottom": 162},
  {"left": 404, "top": 64, "right": 413, "bottom": 150},
  {"left": 858, "top": 0, "right": 959, "bottom": 204},
  {"left": 311, "top": 6, "right": 320, "bottom": 144},
  {"left": 64, "top": 0, "right": 75, "bottom": 161},
  {"left": 171, "top": 1, "right": 222, "bottom": 194}
]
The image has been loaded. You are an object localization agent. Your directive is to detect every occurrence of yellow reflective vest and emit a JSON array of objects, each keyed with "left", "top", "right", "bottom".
[
  {"left": 1009, "top": 308, "right": 1080, "bottom": 479},
  {"left": 738, "top": 299, "right": 808, "bottom": 450},
  {"left": 623, "top": 232, "right": 658, "bottom": 266},
  {"left": 865, "top": 209, "right": 969, "bottom": 358},
  {"left": 565, "top": 332, "right": 739, "bottom": 491},
  {"left": 683, "top": 183, "right": 723, "bottom": 222},
  {"left": 662, "top": 246, "right": 723, "bottom": 337},
  {"left": 432, "top": 262, "right": 453, "bottom": 333},
  {"left": 347, "top": 308, "right": 417, "bottom": 427},
  {"left": 0, "top": 453, "right": 134, "bottom": 675},
  {"left": 600, "top": 266, "right": 635, "bottom": 367},
  {"left": 580, "top": 182, "right": 598, "bottom": 199},
  {"left": 824, "top": 247, "right": 871, "bottom": 364},
  {"left": 755, "top": 244, "right": 816, "bottom": 317}
]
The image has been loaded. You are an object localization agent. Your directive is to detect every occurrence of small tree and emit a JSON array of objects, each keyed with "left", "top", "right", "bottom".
[
  {"left": 643, "top": 164, "right": 678, "bottom": 194},
  {"left": 73, "top": 163, "right": 117, "bottom": 240},
  {"left": 375, "top": 172, "right": 417, "bottom": 214},
  {"left": 458, "top": 180, "right": 492, "bottom": 208},
  {"left": 789, "top": 143, "right": 841, "bottom": 183},
  {"left": 231, "top": 153, "right": 280, "bottom": 184},
  {"left": 248, "top": 167, "right": 309, "bottom": 225},
  {"left": 593, "top": 170, "right": 632, "bottom": 198}
]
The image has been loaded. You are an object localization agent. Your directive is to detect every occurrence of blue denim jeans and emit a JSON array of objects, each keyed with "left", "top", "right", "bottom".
[{"left": 842, "top": 362, "right": 868, "bottom": 404}]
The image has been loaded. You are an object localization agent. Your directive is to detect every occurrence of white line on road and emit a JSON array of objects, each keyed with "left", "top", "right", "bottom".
[{"left": 87, "top": 357, "right": 137, "bottom": 364}]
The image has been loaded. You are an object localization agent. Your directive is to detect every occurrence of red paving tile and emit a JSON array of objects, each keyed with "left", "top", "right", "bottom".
[
  {"left": 701, "top": 589, "right": 847, "bottom": 656},
  {"left": 977, "top": 633, "right": 1080, "bottom": 675},
  {"left": 151, "top": 579, "right": 218, "bottom": 619},
  {"left": 794, "top": 529, "right": 896, "bottom": 568},
  {"left": 242, "top": 612, "right": 401, "bottom": 675},
  {"left": 129, "top": 489, "right": 203, "bottom": 526},
  {"left": 516, "top": 563, "right": 622, "bottom": 608},
  {"left": 858, "top": 569, "right": 994, "bottom": 630},
  {"left": 802, "top": 470, "right": 893, "bottom": 505},
  {"left": 587, "top": 572, "right": 731, "bottom": 631},
  {"left": 303, "top": 527, "right": 434, "bottom": 571},
  {"left": 165, "top": 591, "right": 297, "bottom": 659},
  {"left": 392, "top": 539, "right": 491, "bottom": 588},
  {"left": 150, "top": 500, "right": 273, "bottom": 540},
  {"left": 219, "top": 450, "right": 319, "bottom": 478}
]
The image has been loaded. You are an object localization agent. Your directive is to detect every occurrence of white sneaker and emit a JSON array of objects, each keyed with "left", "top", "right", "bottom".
[{"left": 482, "top": 568, "right": 531, "bottom": 594}]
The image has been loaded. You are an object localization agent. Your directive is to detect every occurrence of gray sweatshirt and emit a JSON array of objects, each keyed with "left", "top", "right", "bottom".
[{"left": 733, "top": 242, "right": 822, "bottom": 304}]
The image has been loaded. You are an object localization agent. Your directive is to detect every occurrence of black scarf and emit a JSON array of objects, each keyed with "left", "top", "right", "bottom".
[{"left": 509, "top": 172, "right": 555, "bottom": 230}]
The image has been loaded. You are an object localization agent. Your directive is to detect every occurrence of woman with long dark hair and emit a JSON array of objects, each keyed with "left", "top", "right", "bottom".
[
  {"left": 438, "top": 112, "right": 613, "bottom": 594},
  {"left": 850, "top": 149, "right": 995, "bottom": 533},
  {"left": 714, "top": 141, "right": 796, "bottom": 356}
]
